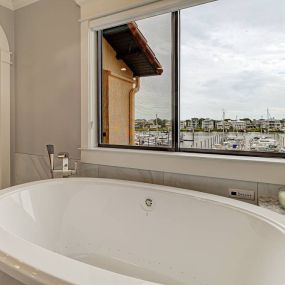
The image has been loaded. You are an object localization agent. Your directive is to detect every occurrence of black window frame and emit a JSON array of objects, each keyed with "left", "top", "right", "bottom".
[{"left": 96, "top": 9, "right": 285, "bottom": 159}]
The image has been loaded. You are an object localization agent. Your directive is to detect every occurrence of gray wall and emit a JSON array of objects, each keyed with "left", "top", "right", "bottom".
[{"left": 14, "top": 0, "right": 81, "bottom": 184}]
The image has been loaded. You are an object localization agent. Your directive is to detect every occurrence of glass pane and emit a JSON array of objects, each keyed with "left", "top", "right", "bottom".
[
  {"left": 180, "top": 0, "right": 285, "bottom": 154},
  {"left": 101, "top": 13, "right": 172, "bottom": 147}
]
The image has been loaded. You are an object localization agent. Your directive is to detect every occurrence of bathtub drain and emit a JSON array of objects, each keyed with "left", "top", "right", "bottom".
[{"left": 145, "top": 198, "right": 153, "bottom": 207}]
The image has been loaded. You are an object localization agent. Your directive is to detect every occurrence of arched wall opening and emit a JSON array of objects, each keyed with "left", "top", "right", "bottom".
[{"left": 0, "top": 24, "right": 11, "bottom": 188}]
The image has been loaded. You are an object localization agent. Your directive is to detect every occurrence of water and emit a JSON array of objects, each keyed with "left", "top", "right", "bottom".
[{"left": 135, "top": 131, "right": 285, "bottom": 152}]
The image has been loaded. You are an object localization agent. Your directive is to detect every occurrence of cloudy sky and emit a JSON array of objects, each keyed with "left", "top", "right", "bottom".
[
  {"left": 136, "top": 13, "right": 172, "bottom": 120},
  {"left": 136, "top": 0, "right": 285, "bottom": 121}
]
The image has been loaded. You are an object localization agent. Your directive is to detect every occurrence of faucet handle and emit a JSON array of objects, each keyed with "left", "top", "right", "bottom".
[
  {"left": 57, "top": 152, "right": 69, "bottom": 159},
  {"left": 57, "top": 152, "right": 69, "bottom": 172}
]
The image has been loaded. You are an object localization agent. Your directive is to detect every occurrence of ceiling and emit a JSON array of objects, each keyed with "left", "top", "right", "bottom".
[{"left": 0, "top": 0, "right": 83, "bottom": 10}]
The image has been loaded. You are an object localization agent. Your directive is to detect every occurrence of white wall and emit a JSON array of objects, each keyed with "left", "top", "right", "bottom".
[{"left": 80, "top": 0, "right": 158, "bottom": 20}]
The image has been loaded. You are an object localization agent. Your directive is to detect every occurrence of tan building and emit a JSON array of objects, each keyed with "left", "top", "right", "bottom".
[
  {"left": 102, "top": 22, "right": 163, "bottom": 145},
  {"left": 216, "top": 120, "right": 231, "bottom": 131},
  {"left": 202, "top": 119, "right": 215, "bottom": 131}
]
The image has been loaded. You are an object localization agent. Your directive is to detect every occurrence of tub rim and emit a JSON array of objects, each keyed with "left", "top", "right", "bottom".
[{"left": 0, "top": 177, "right": 284, "bottom": 285}]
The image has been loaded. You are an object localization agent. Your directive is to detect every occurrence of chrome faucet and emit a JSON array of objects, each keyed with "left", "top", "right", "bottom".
[{"left": 46, "top": 145, "right": 77, "bottom": 178}]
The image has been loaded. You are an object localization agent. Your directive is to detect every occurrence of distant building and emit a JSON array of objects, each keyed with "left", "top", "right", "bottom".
[
  {"left": 260, "top": 119, "right": 281, "bottom": 130},
  {"left": 185, "top": 118, "right": 199, "bottom": 130},
  {"left": 167, "top": 117, "right": 285, "bottom": 131},
  {"left": 240, "top": 119, "right": 254, "bottom": 129},
  {"left": 231, "top": 120, "right": 246, "bottom": 131},
  {"left": 185, "top": 120, "right": 191, "bottom": 128},
  {"left": 165, "top": 120, "right": 172, "bottom": 128},
  {"left": 180, "top": 121, "right": 186, "bottom": 129},
  {"left": 135, "top": 119, "right": 147, "bottom": 128},
  {"left": 202, "top": 119, "right": 215, "bottom": 131},
  {"left": 193, "top": 118, "right": 200, "bottom": 128},
  {"left": 260, "top": 120, "right": 267, "bottom": 130},
  {"left": 149, "top": 124, "right": 161, "bottom": 129},
  {"left": 216, "top": 120, "right": 231, "bottom": 131},
  {"left": 255, "top": 119, "right": 265, "bottom": 129},
  {"left": 136, "top": 119, "right": 147, "bottom": 124},
  {"left": 268, "top": 119, "right": 281, "bottom": 130}
]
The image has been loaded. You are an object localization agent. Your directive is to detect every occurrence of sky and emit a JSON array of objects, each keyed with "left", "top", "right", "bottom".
[
  {"left": 136, "top": 13, "right": 172, "bottom": 120},
  {"left": 135, "top": 0, "right": 285, "bottom": 121}
]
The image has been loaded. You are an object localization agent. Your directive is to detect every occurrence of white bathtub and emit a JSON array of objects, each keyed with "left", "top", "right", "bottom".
[{"left": 0, "top": 178, "right": 284, "bottom": 285}]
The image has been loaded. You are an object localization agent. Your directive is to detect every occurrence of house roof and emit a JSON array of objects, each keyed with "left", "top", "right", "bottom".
[{"left": 103, "top": 22, "right": 163, "bottom": 77}]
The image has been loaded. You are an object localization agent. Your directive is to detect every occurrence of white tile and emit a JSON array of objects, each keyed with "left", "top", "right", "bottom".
[
  {"left": 78, "top": 163, "right": 99, "bottom": 178},
  {"left": 13, "top": 153, "right": 82, "bottom": 185},
  {"left": 258, "top": 183, "right": 285, "bottom": 199},
  {"left": 164, "top": 172, "right": 258, "bottom": 204},
  {"left": 98, "top": 165, "right": 164, "bottom": 185},
  {"left": 13, "top": 153, "right": 51, "bottom": 185}
]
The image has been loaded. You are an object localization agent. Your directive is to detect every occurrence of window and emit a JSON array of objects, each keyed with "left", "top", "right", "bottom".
[
  {"left": 180, "top": 0, "right": 285, "bottom": 156},
  {"left": 99, "top": 13, "right": 173, "bottom": 149},
  {"left": 97, "top": 0, "right": 285, "bottom": 158}
]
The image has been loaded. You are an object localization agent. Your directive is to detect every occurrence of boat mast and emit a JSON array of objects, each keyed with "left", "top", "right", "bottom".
[
  {"left": 236, "top": 115, "right": 238, "bottom": 135},
  {"left": 156, "top": 114, "right": 159, "bottom": 144},
  {"left": 267, "top": 108, "right": 270, "bottom": 134},
  {"left": 222, "top": 109, "right": 225, "bottom": 141}
]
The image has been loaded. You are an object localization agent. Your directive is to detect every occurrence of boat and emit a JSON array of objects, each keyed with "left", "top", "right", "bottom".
[
  {"left": 222, "top": 135, "right": 245, "bottom": 151},
  {"left": 250, "top": 136, "right": 279, "bottom": 152}
]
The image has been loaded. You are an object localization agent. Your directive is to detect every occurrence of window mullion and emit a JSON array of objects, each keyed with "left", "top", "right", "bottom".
[
  {"left": 97, "top": 31, "right": 103, "bottom": 145},
  {"left": 172, "top": 11, "right": 180, "bottom": 152}
]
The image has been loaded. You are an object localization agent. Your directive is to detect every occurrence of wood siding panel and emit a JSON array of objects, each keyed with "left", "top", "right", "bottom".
[{"left": 108, "top": 74, "right": 133, "bottom": 145}]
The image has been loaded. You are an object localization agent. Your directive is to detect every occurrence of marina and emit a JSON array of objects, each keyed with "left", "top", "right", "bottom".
[{"left": 135, "top": 131, "right": 285, "bottom": 153}]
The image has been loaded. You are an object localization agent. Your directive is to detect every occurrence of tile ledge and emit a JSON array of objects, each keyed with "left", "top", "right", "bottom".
[
  {"left": 80, "top": 148, "right": 285, "bottom": 185},
  {"left": 259, "top": 197, "right": 285, "bottom": 215},
  {"left": 80, "top": 147, "right": 285, "bottom": 164}
]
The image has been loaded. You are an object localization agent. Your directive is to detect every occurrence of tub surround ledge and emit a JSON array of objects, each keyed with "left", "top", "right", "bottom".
[{"left": 259, "top": 197, "right": 285, "bottom": 215}]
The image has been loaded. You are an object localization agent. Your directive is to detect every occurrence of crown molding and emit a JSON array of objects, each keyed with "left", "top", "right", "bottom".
[
  {"left": 0, "top": 0, "right": 14, "bottom": 10},
  {"left": 73, "top": 0, "right": 85, "bottom": 5},
  {"left": 0, "top": 0, "right": 84, "bottom": 11},
  {"left": 0, "top": 0, "right": 39, "bottom": 10},
  {"left": 12, "top": 0, "right": 39, "bottom": 10}
]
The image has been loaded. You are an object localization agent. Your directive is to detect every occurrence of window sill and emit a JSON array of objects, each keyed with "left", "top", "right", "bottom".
[{"left": 81, "top": 147, "right": 285, "bottom": 185}]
